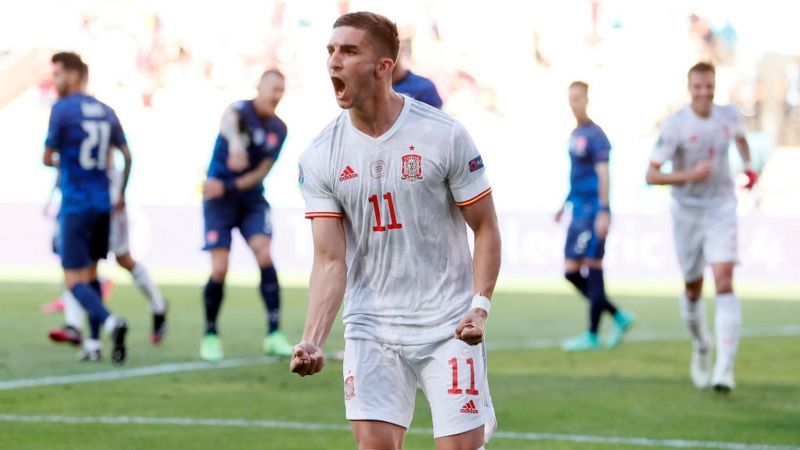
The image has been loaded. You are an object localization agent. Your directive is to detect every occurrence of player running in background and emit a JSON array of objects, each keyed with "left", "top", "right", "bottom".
[
  {"left": 291, "top": 12, "right": 501, "bottom": 450},
  {"left": 200, "top": 70, "right": 291, "bottom": 362},
  {"left": 391, "top": 39, "right": 443, "bottom": 108},
  {"left": 556, "top": 81, "right": 634, "bottom": 352},
  {"left": 647, "top": 62, "right": 756, "bottom": 392},
  {"left": 46, "top": 164, "right": 168, "bottom": 346},
  {"left": 43, "top": 52, "right": 129, "bottom": 363}
]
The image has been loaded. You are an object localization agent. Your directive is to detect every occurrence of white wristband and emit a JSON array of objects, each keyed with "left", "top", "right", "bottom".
[{"left": 471, "top": 294, "right": 491, "bottom": 315}]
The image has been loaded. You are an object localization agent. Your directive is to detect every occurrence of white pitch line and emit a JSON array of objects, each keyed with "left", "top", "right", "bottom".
[
  {"left": 0, "top": 414, "right": 797, "bottom": 450},
  {"left": 1, "top": 325, "right": 798, "bottom": 391},
  {"left": 0, "top": 357, "right": 276, "bottom": 391}
]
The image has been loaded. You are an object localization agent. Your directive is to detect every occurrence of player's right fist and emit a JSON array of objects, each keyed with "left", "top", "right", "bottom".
[
  {"left": 290, "top": 342, "right": 325, "bottom": 377},
  {"left": 203, "top": 178, "right": 225, "bottom": 200},
  {"left": 689, "top": 160, "right": 713, "bottom": 182}
]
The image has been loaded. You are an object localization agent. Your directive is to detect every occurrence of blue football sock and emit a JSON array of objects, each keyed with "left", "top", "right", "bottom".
[
  {"left": 203, "top": 278, "right": 224, "bottom": 335},
  {"left": 565, "top": 271, "right": 590, "bottom": 299},
  {"left": 89, "top": 279, "right": 102, "bottom": 297},
  {"left": 587, "top": 268, "right": 618, "bottom": 333},
  {"left": 259, "top": 266, "right": 281, "bottom": 334},
  {"left": 71, "top": 283, "right": 110, "bottom": 340}
]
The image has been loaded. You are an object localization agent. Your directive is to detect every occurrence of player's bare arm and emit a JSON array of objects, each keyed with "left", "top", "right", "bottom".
[
  {"left": 43, "top": 147, "right": 58, "bottom": 167},
  {"left": 219, "top": 105, "right": 248, "bottom": 172},
  {"left": 734, "top": 135, "right": 757, "bottom": 189},
  {"left": 290, "top": 218, "right": 347, "bottom": 376},
  {"left": 595, "top": 161, "right": 611, "bottom": 240},
  {"left": 646, "top": 160, "right": 713, "bottom": 186},
  {"left": 203, "top": 157, "right": 274, "bottom": 200},
  {"left": 455, "top": 194, "right": 501, "bottom": 345},
  {"left": 233, "top": 156, "right": 274, "bottom": 191},
  {"left": 115, "top": 143, "right": 132, "bottom": 211}
]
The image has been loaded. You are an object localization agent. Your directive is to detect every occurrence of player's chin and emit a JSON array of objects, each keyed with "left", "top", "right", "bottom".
[{"left": 334, "top": 96, "right": 354, "bottom": 109}]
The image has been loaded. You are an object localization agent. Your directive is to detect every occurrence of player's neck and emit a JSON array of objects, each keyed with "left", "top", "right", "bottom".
[
  {"left": 392, "top": 66, "right": 409, "bottom": 84},
  {"left": 575, "top": 115, "right": 591, "bottom": 126},
  {"left": 690, "top": 104, "right": 712, "bottom": 118},
  {"left": 349, "top": 88, "right": 404, "bottom": 138},
  {"left": 252, "top": 100, "right": 275, "bottom": 118}
]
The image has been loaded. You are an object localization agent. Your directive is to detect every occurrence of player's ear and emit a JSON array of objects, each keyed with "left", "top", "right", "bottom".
[{"left": 375, "top": 57, "right": 394, "bottom": 80}]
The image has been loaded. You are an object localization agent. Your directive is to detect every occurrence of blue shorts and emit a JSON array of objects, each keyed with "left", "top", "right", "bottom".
[
  {"left": 60, "top": 210, "right": 111, "bottom": 269},
  {"left": 203, "top": 192, "right": 272, "bottom": 250},
  {"left": 564, "top": 214, "right": 605, "bottom": 261}
]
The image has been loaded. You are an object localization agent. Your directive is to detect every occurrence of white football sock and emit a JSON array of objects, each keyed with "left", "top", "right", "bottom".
[
  {"left": 679, "top": 294, "right": 710, "bottom": 350},
  {"left": 714, "top": 292, "right": 741, "bottom": 372},
  {"left": 103, "top": 315, "right": 119, "bottom": 335},
  {"left": 62, "top": 289, "right": 84, "bottom": 330},
  {"left": 131, "top": 263, "right": 167, "bottom": 314},
  {"left": 83, "top": 338, "right": 101, "bottom": 352}
]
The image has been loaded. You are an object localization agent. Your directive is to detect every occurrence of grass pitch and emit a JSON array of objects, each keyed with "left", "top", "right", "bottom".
[{"left": 0, "top": 282, "right": 798, "bottom": 449}]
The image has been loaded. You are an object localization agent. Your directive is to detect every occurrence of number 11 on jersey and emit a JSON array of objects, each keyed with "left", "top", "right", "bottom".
[{"left": 368, "top": 192, "right": 402, "bottom": 232}]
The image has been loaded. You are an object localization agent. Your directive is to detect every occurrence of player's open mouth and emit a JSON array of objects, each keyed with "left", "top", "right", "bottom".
[{"left": 331, "top": 76, "right": 346, "bottom": 100}]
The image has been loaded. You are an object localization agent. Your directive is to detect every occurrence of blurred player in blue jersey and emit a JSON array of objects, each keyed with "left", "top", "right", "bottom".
[
  {"left": 391, "top": 39, "right": 443, "bottom": 108},
  {"left": 46, "top": 165, "right": 168, "bottom": 347},
  {"left": 555, "top": 81, "right": 635, "bottom": 352},
  {"left": 200, "top": 70, "right": 291, "bottom": 362},
  {"left": 43, "top": 52, "right": 129, "bottom": 364}
]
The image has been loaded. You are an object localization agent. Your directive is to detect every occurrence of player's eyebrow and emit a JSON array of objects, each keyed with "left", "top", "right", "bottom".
[{"left": 327, "top": 43, "right": 360, "bottom": 53}]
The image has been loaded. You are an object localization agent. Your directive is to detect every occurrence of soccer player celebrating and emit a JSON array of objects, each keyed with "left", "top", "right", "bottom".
[
  {"left": 291, "top": 12, "right": 501, "bottom": 450},
  {"left": 647, "top": 62, "right": 756, "bottom": 392},
  {"left": 556, "top": 81, "right": 634, "bottom": 352},
  {"left": 200, "top": 70, "right": 291, "bottom": 362},
  {"left": 43, "top": 52, "right": 129, "bottom": 363}
]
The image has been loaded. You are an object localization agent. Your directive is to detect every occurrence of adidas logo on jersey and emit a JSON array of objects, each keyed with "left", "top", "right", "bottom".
[
  {"left": 339, "top": 166, "right": 358, "bottom": 181},
  {"left": 460, "top": 400, "right": 479, "bottom": 414}
]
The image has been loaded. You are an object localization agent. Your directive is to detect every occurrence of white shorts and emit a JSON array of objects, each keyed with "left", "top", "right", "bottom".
[
  {"left": 343, "top": 338, "right": 490, "bottom": 439},
  {"left": 109, "top": 209, "right": 130, "bottom": 257},
  {"left": 671, "top": 199, "right": 738, "bottom": 282}
]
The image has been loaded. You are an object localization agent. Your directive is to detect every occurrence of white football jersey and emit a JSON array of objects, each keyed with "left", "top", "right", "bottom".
[
  {"left": 299, "top": 96, "right": 492, "bottom": 345},
  {"left": 651, "top": 104, "right": 745, "bottom": 208},
  {"left": 108, "top": 166, "right": 122, "bottom": 206}
]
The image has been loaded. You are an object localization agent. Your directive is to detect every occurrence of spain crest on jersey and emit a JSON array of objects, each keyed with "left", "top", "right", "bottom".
[{"left": 401, "top": 154, "right": 423, "bottom": 183}]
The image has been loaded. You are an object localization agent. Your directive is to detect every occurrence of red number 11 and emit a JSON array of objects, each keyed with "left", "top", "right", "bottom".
[
  {"left": 448, "top": 357, "right": 479, "bottom": 396},
  {"left": 368, "top": 192, "right": 402, "bottom": 232}
]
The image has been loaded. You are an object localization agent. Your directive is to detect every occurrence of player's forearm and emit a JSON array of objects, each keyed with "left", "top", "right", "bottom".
[
  {"left": 597, "top": 168, "right": 610, "bottom": 208},
  {"left": 43, "top": 148, "right": 57, "bottom": 167},
  {"left": 302, "top": 259, "right": 347, "bottom": 347},
  {"left": 646, "top": 166, "right": 691, "bottom": 186},
  {"left": 119, "top": 145, "right": 132, "bottom": 196},
  {"left": 472, "top": 219, "right": 501, "bottom": 299},
  {"left": 233, "top": 160, "right": 273, "bottom": 191},
  {"left": 735, "top": 136, "right": 752, "bottom": 169}
]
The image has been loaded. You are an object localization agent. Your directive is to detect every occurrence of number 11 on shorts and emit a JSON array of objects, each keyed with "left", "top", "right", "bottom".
[{"left": 448, "top": 357, "right": 479, "bottom": 396}]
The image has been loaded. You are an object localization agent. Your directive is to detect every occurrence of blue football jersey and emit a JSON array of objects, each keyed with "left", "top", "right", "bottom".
[
  {"left": 393, "top": 71, "right": 443, "bottom": 109},
  {"left": 45, "top": 93, "right": 126, "bottom": 214},
  {"left": 207, "top": 100, "right": 287, "bottom": 194},
  {"left": 567, "top": 121, "right": 610, "bottom": 213}
]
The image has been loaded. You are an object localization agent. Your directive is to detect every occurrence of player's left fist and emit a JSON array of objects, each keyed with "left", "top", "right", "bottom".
[
  {"left": 743, "top": 169, "right": 757, "bottom": 190},
  {"left": 203, "top": 178, "right": 225, "bottom": 200},
  {"left": 455, "top": 308, "right": 487, "bottom": 346},
  {"left": 290, "top": 342, "right": 325, "bottom": 377}
]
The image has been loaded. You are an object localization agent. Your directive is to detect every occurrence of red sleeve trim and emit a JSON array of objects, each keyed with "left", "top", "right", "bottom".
[
  {"left": 455, "top": 188, "right": 492, "bottom": 207},
  {"left": 305, "top": 212, "right": 344, "bottom": 219}
]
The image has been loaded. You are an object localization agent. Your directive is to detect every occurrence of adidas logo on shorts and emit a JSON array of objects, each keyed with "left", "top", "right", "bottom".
[{"left": 460, "top": 400, "right": 479, "bottom": 414}]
